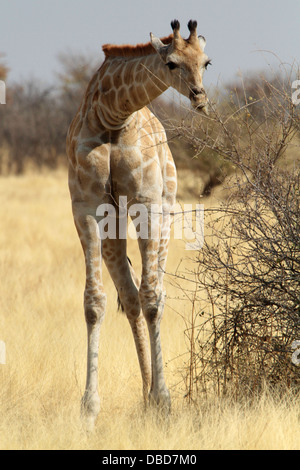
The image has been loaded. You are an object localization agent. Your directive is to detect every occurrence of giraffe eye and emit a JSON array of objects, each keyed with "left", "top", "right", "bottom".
[{"left": 166, "top": 61, "right": 178, "bottom": 70}]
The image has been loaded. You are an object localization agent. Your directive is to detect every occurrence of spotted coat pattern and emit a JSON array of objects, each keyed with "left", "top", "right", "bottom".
[{"left": 66, "top": 20, "right": 209, "bottom": 430}]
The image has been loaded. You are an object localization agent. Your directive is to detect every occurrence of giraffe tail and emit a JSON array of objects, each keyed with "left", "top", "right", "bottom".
[
  {"left": 117, "top": 256, "right": 133, "bottom": 312},
  {"left": 117, "top": 293, "right": 125, "bottom": 312}
]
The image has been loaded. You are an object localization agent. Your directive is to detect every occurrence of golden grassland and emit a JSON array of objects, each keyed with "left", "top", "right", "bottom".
[{"left": 0, "top": 169, "right": 299, "bottom": 450}]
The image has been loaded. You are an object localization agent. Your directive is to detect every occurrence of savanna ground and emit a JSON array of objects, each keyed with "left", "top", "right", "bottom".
[{"left": 0, "top": 169, "right": 299, "bottom": 450}]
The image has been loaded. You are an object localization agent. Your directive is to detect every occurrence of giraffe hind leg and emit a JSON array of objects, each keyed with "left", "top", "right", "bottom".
[
  {"left": 102, "top": 239, "right": 151, "bottom": 403},
  {"left": 137, "top": 201, "right": 173, "bottom": 414},
  {"left": 72, "top": 201, "right": 108, "bottom": 431}
]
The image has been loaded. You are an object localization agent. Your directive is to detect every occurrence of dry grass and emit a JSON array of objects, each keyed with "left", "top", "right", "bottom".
[{"left": 0, "top": 170, "right": 299, "bottom": 450}]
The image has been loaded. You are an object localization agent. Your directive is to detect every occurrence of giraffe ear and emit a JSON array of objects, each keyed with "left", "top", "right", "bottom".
[
  {"left": 198, "top": 35, "right": 206, "bottom": 51},
  {"left": 150, "top": 33, "right": 169, "bottom": 59}
]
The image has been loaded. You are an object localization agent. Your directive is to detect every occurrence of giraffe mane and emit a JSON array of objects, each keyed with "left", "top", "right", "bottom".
[{"left": 102, "top": 35, "right": 173, "bottom": 58}]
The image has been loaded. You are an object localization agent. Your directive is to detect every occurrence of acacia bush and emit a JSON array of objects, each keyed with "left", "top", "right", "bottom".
[
  {"left": 172, "top": 68, "right": 300, "bottom": 399},
  {"left": 151, "top": 96, "right": 233, "bottom": 196}
]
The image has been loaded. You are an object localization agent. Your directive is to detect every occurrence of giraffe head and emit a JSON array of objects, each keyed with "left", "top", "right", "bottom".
[{"left": 151, "top": 19, "right": 211, "bottom": 113}]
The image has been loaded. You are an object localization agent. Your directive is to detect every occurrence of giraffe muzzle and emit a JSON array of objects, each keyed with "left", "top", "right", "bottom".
[{"left": 190, "top": 87, "right": 209, "bottom": 114}]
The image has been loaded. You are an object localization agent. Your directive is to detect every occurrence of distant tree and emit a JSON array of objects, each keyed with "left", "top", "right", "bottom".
[
  {"left": 56, "top": 51, "right": 101, "bottom": 125},
  {"left": 0, "top": 81, "right": 67, "bottom": 173},
  {"left": 0, "top": 52, "right": 100, "bottom": 173}
]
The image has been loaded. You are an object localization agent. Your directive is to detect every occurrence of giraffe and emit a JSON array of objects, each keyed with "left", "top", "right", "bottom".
[{"left": 66, "top": 19, "right": 210, "bottom": 430}]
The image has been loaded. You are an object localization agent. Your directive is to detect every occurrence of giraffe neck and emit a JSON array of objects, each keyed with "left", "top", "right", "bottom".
[{"left": 96, "top": 54, "right": 169, "bottom": 129}]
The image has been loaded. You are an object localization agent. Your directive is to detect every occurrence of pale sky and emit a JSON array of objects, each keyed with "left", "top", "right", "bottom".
[{"left": 0, "top": 0, "right": 299, "bottom": 89}]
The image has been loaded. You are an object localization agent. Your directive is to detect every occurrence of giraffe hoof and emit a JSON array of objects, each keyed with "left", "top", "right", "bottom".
[
  {"left": 149, "top": 388, "right": 171, "bottom": 415},
  {"left": 81, "top": 391, "right": 101, "bottom": 432}
]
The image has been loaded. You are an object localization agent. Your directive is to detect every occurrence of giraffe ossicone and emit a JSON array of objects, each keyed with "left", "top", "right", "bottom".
[{"left": 66, "top": 19, "right": 210, "bottom": 430}]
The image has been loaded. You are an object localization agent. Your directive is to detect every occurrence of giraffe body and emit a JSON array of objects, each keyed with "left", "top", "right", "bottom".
[{"left": 66, "top": 20, "right": 210, "bottom": 430}]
